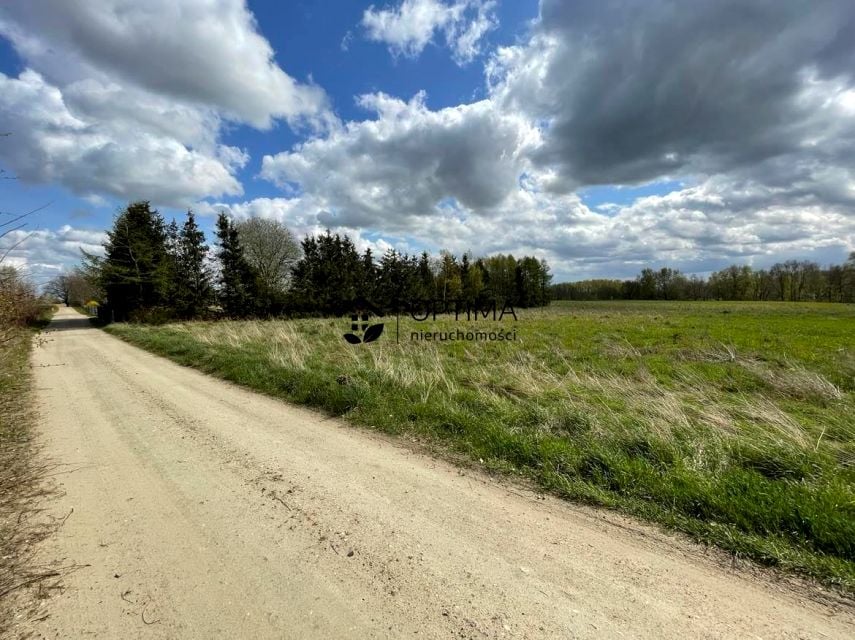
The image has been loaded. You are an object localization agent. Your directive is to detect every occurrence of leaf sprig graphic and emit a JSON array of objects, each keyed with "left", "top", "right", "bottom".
[
  {"left": 362, "top": 323, "right": 384, "bottom": 343},
  {"left": 343, "top": 323, "right": 384, "bottom": 344}
]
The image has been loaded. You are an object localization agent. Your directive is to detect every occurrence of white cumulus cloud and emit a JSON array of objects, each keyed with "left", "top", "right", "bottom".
[
  {"left": 0, "top": 0, "right": 332, "bottom": 207},
  {"left": 362, "top": 0, "right": 497, "bottom": 65},
  {"left": 0, "top": 0, "right": 329, "bottom": 129},
  {"left": 261, "top": 92, "right": 540, "bottom": 230}
]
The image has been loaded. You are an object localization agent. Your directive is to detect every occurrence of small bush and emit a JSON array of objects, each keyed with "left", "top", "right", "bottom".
[{"left": 0, "top": 266, "right": 43, "bottom": 342}]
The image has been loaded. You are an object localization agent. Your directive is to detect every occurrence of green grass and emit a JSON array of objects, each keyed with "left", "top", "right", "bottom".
[{"left": 107, "top": 300, "right": 855, "bottom": 591}]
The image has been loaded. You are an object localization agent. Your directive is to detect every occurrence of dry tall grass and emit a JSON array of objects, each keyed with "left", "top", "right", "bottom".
[
  {"left": 0, "top": 267, "right": 61, "bottom": 632},
  {"left": 173, "top": 314, "right": 845, "bottom": 468},
  {"left": 0, "top": 332, "right": 64, "bottom": 634}
]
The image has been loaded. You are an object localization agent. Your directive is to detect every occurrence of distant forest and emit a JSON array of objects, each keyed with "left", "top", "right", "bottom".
[
  {"left": 551, "top": 259, "right": 855, "bottom": 303},
  {"left": 51, "top": 202, "right": 552, "bottom": 322}
]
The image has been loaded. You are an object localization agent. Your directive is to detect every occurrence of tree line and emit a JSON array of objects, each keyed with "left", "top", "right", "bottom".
[
  {"left": 288, "top": 232, "right": 552, "bottom": 314},
  {"left": 58, "top": 201, "right": 552, "bottom": 322},
  {"left": 551, "top": 259, "right": 855, "bottom": 302}
]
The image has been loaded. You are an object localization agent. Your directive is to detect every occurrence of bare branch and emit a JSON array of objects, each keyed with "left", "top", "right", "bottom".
[
  {"left": 0, "top": 202, "right": 52, "bottom": 229},
  {"left": 0, "top": 230, "right": 35, "bottom": 264}
]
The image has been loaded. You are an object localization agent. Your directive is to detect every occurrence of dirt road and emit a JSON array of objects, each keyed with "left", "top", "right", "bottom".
[{"left": 21, "top": 307, "right": 854, "bottom": 638}]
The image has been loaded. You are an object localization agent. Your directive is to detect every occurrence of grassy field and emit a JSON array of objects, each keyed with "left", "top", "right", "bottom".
[{"left": 107, "top": 301, "right": 855, "bottom": 590}]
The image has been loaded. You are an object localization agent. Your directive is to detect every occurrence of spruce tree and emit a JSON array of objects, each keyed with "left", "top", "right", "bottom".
[
  {"left": 289, "top": 230, "right": 362, "bottom": 314},
  {"left": 215, "top": 212, "right": 259, "bottom": 317},
  {"left": 360, "top": 248, "right": 377, "bottom": 303},
  {"left": 289, "top": 236, "right": 318, "bottom": 311},
  {"left": 417, "top": 251, "right": 435, "bottom": 302},
  {"left": 175, "top": 210, "right": 212, "bottom": 318},
  {"left": 164, "top": 217, "right": 180, "bottom": 304},
  {"left": 100, "top": 201, "right": 171, "bottom": 321}
]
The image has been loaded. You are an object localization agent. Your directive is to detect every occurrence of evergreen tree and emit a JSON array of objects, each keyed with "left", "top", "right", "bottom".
[
  {"left": 337, "top": 234, "right": 363, "bottom": 304},
  {"left": 376, "top": 249, "right": 418, "bottom": 312},
  {"left": 417, "top": 251, "right": 435, "bottom": 302},
  {"left": 289, "top": 235, "right": 318, "bottom": 310},
  {"left": 174, "top": 210, "right": 212, "bottom": 318},
  {"left": 164, "top": 218, "right": 180, "bottom": 303},
  {"left": 360, "top": 248, "right": 377, "bottom": 303},
  {"left": 289, "top": 230, "right": 362, "bottom": 313},
  {"left": 100, "top": 201, "right": 172, "bottom": 321},
  {"left": 215, "top": 212, "right": 260, "bottom": 317},
  {"left": 165, "top": 218, "right": 180, "bottom": 257}
]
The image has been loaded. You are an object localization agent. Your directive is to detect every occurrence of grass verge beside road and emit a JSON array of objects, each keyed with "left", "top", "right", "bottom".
[
  {"left": 0, "top": 308, "right": 56, "bottom": 633},
  {"left": 107, "top": 301, "right": 855, "bottom": 592}
]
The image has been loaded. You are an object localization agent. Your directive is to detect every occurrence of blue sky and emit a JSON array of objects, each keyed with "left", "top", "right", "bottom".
[
  {"left": 1, "top": 0, "right": 853, "bottom": 285},
  {"left": 216, "top": 0, "right": 538, "bottom": 202}
]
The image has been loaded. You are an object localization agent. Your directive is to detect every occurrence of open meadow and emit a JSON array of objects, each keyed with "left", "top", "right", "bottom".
[{"left": 107, "top": 300, "right": 855, "bottom": 590}]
